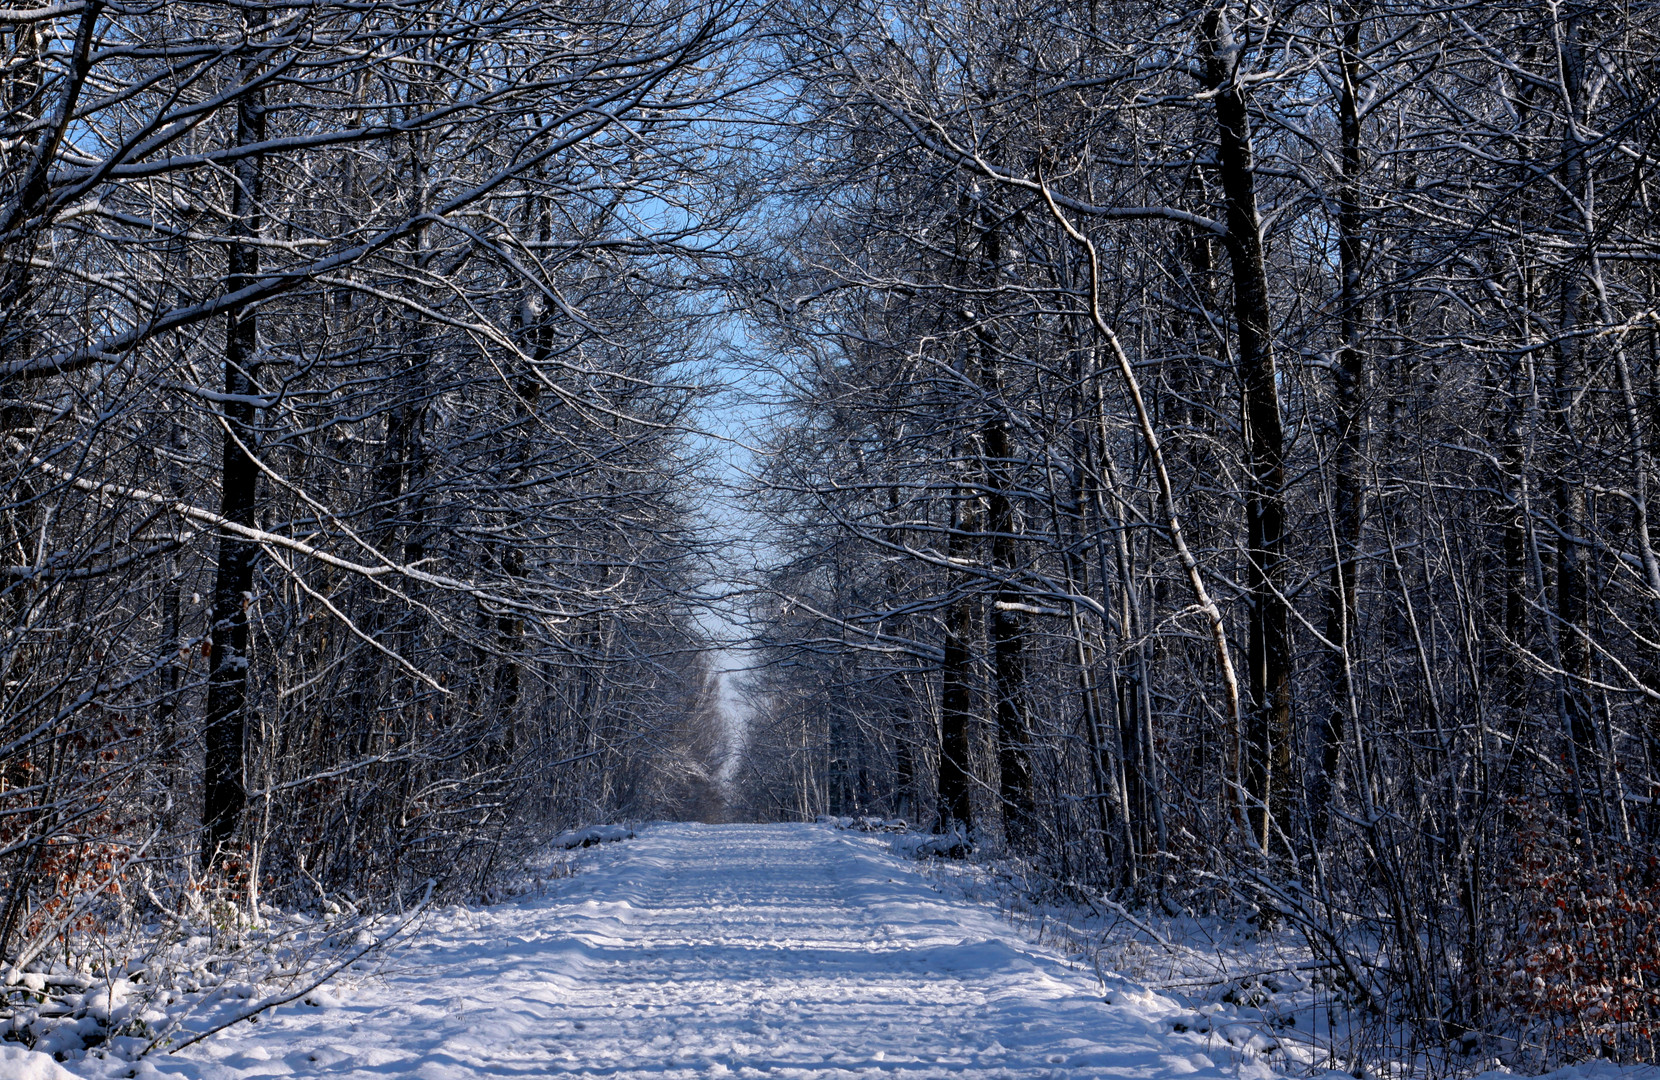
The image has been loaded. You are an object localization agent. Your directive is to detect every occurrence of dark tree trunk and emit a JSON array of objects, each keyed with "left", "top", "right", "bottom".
[
  {"left": 937, "top": 490, "right": 976, "bottom": 837},
  {"left": 1201, "top": 3, "right": 1291, "bottom": 851},
  {"left": 967, "top": 219, "right": 1035, "bottom": 846},
  {"left": 886, "top": 488, "right": 918, "bottom": 823},
  {"left": 158, "top": 419, "right": 187, "bottom": 765},
  {"left": 1314, "top": 1, "right": 1368, "bottom": 843},
  {"left": 978, "top": 345, "right": 1034, "bottom": 846},
  {"left": 1551, "top": 6, "right": 1601, "bottom": 832},
  {"left": 1501, "top": 418, "right": 1530, "bottom": 712},
  {"left": 893, "top": 707, "right": 915, "bottom": 821},
  {"left": 1068, "top": 458, "right": 1119, "bottom": 875},
  {"left": 202, "top": 20, "right": 266, "bottom": 868}
]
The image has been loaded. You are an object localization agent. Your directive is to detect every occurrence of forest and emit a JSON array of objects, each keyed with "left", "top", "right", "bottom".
[{"left": 3, "top": 0, "right": 1659, "bottom": 1072}]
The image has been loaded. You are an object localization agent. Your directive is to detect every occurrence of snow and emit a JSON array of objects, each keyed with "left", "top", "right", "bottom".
[
  {"left": 815, "top": 816, "right": 909, "bottom": 833},
  {"left": 1469, "top": 1068, "right": 1660, "bottom": 1080},
  {"left": 889, "top": 829, "right": 971, "bottom": 859},
  {"left": 1, "top": 1044, "right": 80, "bottom": 1080},
  {"left": 62, "top": 823, "right": 1297, "bottom": 1078},
  {"left": 553, "top": 823, "right": 636, "bottom": 849}
]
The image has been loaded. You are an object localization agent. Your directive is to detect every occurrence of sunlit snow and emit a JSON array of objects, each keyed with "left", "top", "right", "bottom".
[{"left": 72, "top": 823, "right": 1283, "bottom": 1080}]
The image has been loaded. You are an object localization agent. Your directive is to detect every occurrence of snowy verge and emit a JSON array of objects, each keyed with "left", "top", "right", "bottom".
[
  {"left": 880, "top": 848, "right": 1660, "bottom": 1080},
  {"left": 0, "top": 889, "right": 435, "bottom": 1077},
  {"left": 890, "top": 852, "right": 1349, "bottom": 1077}
]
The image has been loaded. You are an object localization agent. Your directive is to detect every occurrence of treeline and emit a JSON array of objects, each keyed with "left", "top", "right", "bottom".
[
  {"left": 734, "top": 0, "right": 1660, "bottom": 1065},
  {"left": 0, "top": 0, "right": 747, "bottom": 983}
]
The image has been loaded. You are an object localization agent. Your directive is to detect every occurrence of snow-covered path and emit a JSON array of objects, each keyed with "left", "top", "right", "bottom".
[{"left": 132, "top": 823, "right": 1270, "bottom": 1080}]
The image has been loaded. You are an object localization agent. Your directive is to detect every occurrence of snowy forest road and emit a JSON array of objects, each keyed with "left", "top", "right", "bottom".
[{"left": 138, "top": 824, "right": 1272, "bottom": 1080}]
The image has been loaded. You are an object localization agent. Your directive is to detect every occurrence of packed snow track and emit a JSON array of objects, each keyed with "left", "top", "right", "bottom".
[{"left": 120, "top": 823, "right": 1274, "bottom": 1080}]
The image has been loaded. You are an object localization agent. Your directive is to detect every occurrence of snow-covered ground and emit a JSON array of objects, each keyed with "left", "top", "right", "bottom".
[{"left": 58, "top": 822, "right": 1295, "bottom": 1079}]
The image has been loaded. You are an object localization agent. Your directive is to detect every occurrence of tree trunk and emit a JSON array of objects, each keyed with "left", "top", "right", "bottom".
[
  {"left": 978, "top": 337, "right": 1034, "bottom": 846},
  {"left": 937, "top": 488, "right": 976, "bottom": 838},
  {"left": 1314, "top": 1, "right": 1367, "bottom": 843},
  {"left": 1551, "top": 6, "right": 1601, "bottom": 832},
  {"left": 1201, "top": 3, "right": 1291, "bottom": 851},
  {"left": 202, "top": 17, "right": 267, "bottom": 868}
]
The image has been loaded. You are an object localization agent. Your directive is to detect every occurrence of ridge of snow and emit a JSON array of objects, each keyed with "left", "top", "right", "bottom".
[{"left": 553, "top": 823, "right": 636, "bottom": 849}]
